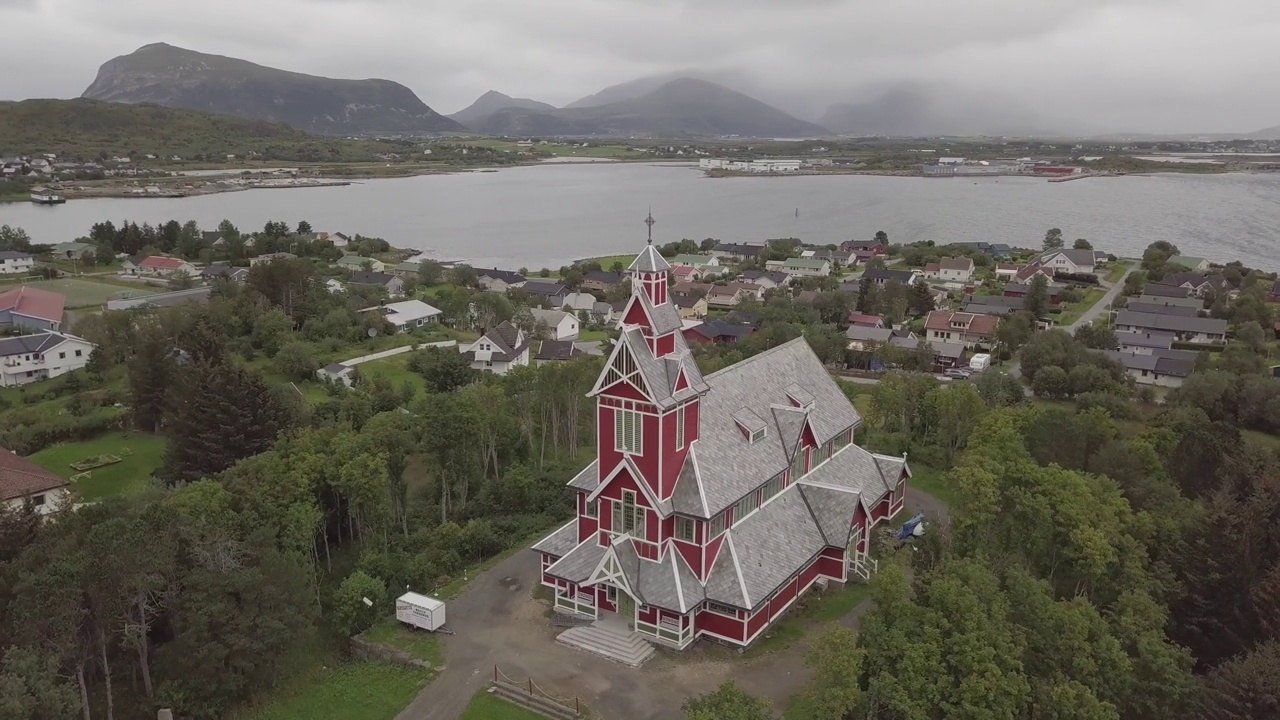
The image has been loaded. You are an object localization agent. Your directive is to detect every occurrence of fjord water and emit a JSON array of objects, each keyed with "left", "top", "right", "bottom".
[{"left": 4, "top": 162, "right": 1278, "bottom": 271}]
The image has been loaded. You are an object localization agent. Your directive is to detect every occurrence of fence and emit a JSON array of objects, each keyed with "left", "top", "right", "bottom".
[
  {"left": 491, "top": 665, "right": 583, "bottom": 719},
  {"left": 339, "top": 339, "right": 457, "bottom": 367}
]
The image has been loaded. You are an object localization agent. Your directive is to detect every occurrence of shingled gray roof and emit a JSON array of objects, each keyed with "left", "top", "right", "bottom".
[
  {"left": 798, "top": 484, "right": 861, "bottom": 547},
  {"left": 605, "top": 537, "right": 706, "bottom": 613},
  {"left": 544, "top": 537, "right": 607, "bottom": 583},
  {"left": 705, "top": 488, "right": 828, "bottom": 609},
  {"left": 606, "top": 326, "right": 707, "bottom": 411},
  {"left": 532, "top": 520, "right": 579, "bottom": 557},
  {"left": 567, "top": 459, "right": 600, "bottom": 491},
  {"left": 629, "top": 245, "right": 671, "bottom": 273},
  {"left": 689, "top": 338, "right": 862, "bottom": 517}
]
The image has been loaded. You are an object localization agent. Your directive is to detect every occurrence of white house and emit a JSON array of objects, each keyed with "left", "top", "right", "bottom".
[
  {"left": 325, "top": 278, "right": 346, "bottom": 294},
  {"left": 924, "top": 256, "right": 975, "bottom": 283},
  {"left": 316, "top": 362, "right": 357, "bottom": 388},
  {"left": 0, "top": 450, "right": 70, "bottom": 516},
  {"left": 362, "top": 300, "right": 443, "bottom": 333},
  {"left": 0, "top": 332, "right": 96, "bottom": 387},
  {"left": 461, "top": 321, "right": 530, "bottom": 375},
  {"left": 530, "top": 308, "right": 580, "bottom": 341},
  {"left": 1035, "top": 249, "right": 1096, "bottom": 276},
  {"left": 123, "top": 255, "right": 199, "bottom": 278},
  {"left": 767, "top": 257, "right": 831, "bottom": 277},
  {"left": 0, "top": 251, "right": 36, "bottom": 275}
]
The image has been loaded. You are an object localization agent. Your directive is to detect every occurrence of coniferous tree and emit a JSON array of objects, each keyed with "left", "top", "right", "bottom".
[{"left": 127, "top": 326, "right": 173, "bottom": 433}]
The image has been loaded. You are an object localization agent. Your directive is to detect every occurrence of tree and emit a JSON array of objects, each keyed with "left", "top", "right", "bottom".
[
  {"left": 450, "top": 264, "right": 478, "bottom": 288},
  {"left": 296, "top": 220, "right": 312, "bottom": 234},
  {"left": 1032, "top": 365, "right": 1070, "bottom": 399},
  {"left": 995, "top": 312, "right": 1034, "bottom": 356},
  {"left": 1203, "top": 641, "right": 1280, "bottom": 720},
  {"left": 1235, "top": 320, "right": 1267, "bottom": 354},
  {"left": 1075, "top": 322, "right": 1117, "bottom": 350},
  {"left": 874, "top": 230, "right": 889, "bottom": 244},
  {"left": 1123, "top": 272, "right": 1146, "bottom": 296},
  {"left": 1027, "top": 273, "right": 1050, "bottom": 318},
  {"left": 908, "top": 277, "right": 936, "bottom": 316},
  {"left": 791, "top": 626, "right": 866, "bottom": 720},
  {"left": 0, "top": 646, "right": 81, "bottom": 720},
  {"left": 682, "top": 681, "right": 772, "bottom": 720},
  {"left": 127, "top": 326, "right": 174, "bottom": 433},
  {"left": 418, "top": 259, "right": 443, "bottom": 286},
  {"left": 1044, "top": 227, "right": 1064, "bottom": 250},
  {"left": 408, "top": 347, "right": 478, "bottom": 394},
  {"left": 273, "top": 340, "right": 320, "bottom": 381},
  {"left": 85, "top": 347, "right": 109, "bottom": 383},
  {"left": 0, "top": 224, "right": 33, "bottom": 251},
  {"left": 333, "top": 569, "right": 386, "bottom": 635},
  {"left": 1074, "top": 238, "right": 1093, "bottom": 250},
  {"left": 855, "top": 276, "right": 876, "bottom": 313}
]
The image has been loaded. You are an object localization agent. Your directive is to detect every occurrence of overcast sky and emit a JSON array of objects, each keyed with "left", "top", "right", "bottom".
[{"left": 3, "top": 0, "right": 1279, "bottom": 134}]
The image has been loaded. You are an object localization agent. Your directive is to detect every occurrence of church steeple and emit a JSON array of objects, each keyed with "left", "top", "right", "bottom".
[{"left": 629, "top": 211, "right": 669, "bottom": 307}]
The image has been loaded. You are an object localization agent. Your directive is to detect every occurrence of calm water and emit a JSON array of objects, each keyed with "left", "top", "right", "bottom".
[{"left": 3, "top": 163, "right": 1279, "bottom": 271}]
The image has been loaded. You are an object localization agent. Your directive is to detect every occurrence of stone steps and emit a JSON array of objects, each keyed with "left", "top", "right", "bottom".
[{"left": 556, "top": 622, "right": 656, "bottom": 667}]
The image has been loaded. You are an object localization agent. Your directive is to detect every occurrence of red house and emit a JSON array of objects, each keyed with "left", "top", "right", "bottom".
[
  {"left": 840, "top": 239, "right": 886, "bottom": 256},
  {"left": 533, "top": 242, "right": 911, "bottom": 651}
]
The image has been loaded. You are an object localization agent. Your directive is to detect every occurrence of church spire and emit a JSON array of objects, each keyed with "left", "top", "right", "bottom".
[{"left": 645, "top": 208, "right": 656, "bottom": 245}]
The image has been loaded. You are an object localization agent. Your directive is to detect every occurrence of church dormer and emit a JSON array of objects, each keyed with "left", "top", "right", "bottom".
[{"left": 629, "top": 244, "right": 670, "bottom": 308}]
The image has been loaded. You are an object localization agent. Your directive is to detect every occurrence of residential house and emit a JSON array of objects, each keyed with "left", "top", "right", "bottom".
[
  {"left": 1137, "top": 291, "right": 1200, "bottom": 308},
  {"left": 325, "top": 278, "right": 345, "bottom": 294},
  {"left": 531, "top": 308, "right": 580, "bottom": 341},
  {"left": 1116, "top": 331, "right": 1175, "bottom": 354},
  {"left": 250, "top": 252, "right": 297, "bottom": 266},
  {"left": 682, "top": 319, "right": 757, "bottom": 346},
  {"left": 846, "top": 313, "right": 885, "bottom": 328},
  {"left": 0, "top": 332, "right": 96, "bottom": 387},
  {"left": 709, "top": 242, "right": 765, "bottom": 261},
  {"left": 201, "top": 263, "right": 250, "bottom": 283},
  {"left": 1155, "top": 273, "right": 1212, "bottom": 297},
  {"left": 0, "top": 449, "right": 70, "bottom": 516},
  {"left": 962, "top": 294, "right": 1027, "bottom": 316},
  {"left": 670, "top": 254, "right": 725, "bottom": 279},
  {"left": 706, "top": 282, "right": 764, "bottom": 308},
  {"left": 844, "top": 325, "right": 894, "bottom": 351},
  {"left": 740, "top": 270, "right": 790, "bottom": 290},
  {"left": 0, "top": 251, "right": 36, "bottom": 275},
  {"left": 521, "top": 280, "right": 570, "bottom": 308},
  {"left": 1104, "top": 349, "right": 1197, "bottom": 388},
  {"left": 948, "top": 241, "right": 1013, "bottom": 259},
  {"left": 673, "top": 294, "right": 709, "bottom": 320},
  {"left": 125, "top": 255, "right": 198, "bottom": 278},
  {"left": 461, "top": 321, "right": 530, "bottom": 375},
  {"left": 390, "top": 261, "right": 423, "bottom": 279},
  {"left": 1267, "top": 281, "right": 1280, "bottom": 304},
  {"left": 801, "top": 248, "right": 856, "bottom": 266},
  {"left": 888, "top": 335, "right": 968, "bottom": 370},
  {"left": 105, "top": 286, "right": 212, "bottom": 311},
  {"left": 839, "top": 239, "right": 886, "bottom": 256},
  {"left": 316, "top": 363, "right": 356, "bottom": 388},
  {"left": 1013, "top": 264, "right": 1055, "bottom": 284},
  {"left": 349, "top": 271, "right": 404, "bottom": 298},
  {"left": 1168, "top": 255, "right": 1210, "bottom": 272},
  {"left": 361, "top": 300, "right": 442, "bottom": 333},
  {"left": 1093, "top": 250, "right": 1113, "bottom": 265},
  {"left": 0, "top": 287, "right": 65, "bottom": 331},
  {"left": 1126, "top": 302, "right": 1199, "bottom": 317},
  {"left": 723, "top": 310, "right": 762, "bottom": 327},
  {"left": 994, "top": 263, "right": 1020, "bottom": 279},
  {"left": 535, "top": 340, "right": 583, "bottom": 365},
  {"left": 562, "top": 292, "right": 616, "bottom": 324},
  {"left": 1113, "top": 310, "right": 1227, "bottom": 344},
  {"left": 924, "top": 257, "right": 974, "bottom": 283},
  {"left": 671, "top": 265, "right": 698, "bottom": 282},
  {"left": 583, "top": 271, "right": 625, "bottom": 292},
  {"left": 51, "top": 241, "right": 96, "bottom": 260},
  {"left": 200, "top": 230, "right": 227, "bottom": 247},
  {"left": 1004, "top": 282, "right": 1064, "bottom": 305},
  {"left": 672, "top": 281, "right": 714, "bottom": 298},
  {"left": 534, "top": 241, "right": 910, "bottom": 650},
  {"left": 924, "top": 310, "right": 998, "bottom": 349},
  {"left": 1034, "top": 249, "right": 1096, "bottom": 276},
  {"left": 767, "top": 257, "right": 831, "bottom": 278},
  {"left": 328, "top": 232, "right": 352, "bottom": 248},
  {"left": 861, "top": 268, "right": 920, "bottom": 287},
  {"left": 336, "top": 254, "right": 385, "bottom": 273},
  {"left": 476, "top": 268, "right": 527, "bottom": 292}
]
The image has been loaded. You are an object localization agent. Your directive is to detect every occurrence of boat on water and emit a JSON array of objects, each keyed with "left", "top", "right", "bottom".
[{"left": 29, "top": 189, "right": 66, "bottom": 205}]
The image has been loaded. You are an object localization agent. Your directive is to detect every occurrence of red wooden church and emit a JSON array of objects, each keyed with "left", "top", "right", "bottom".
[{"left": 533, "top": 243, "right": 911, "bottom": 649}]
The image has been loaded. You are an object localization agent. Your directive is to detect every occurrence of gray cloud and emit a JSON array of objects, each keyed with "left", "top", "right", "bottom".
[{"left": 2, "top": 0, "right": 1278, "bottom": 134}]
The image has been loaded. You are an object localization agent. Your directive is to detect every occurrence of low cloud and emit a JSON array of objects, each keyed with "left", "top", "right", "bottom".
[{"left": 2, "top": 0, "right": 1278, "bottom": 134}]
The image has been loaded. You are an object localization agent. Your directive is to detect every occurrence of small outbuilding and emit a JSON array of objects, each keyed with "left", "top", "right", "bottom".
[{"left": 396, "top": 592, "right": 446, "bottom": 632}]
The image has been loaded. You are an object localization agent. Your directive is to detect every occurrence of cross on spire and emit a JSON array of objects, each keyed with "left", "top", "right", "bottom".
[{"left": 644, "top": 208, "right": 656, "bottom": 245}]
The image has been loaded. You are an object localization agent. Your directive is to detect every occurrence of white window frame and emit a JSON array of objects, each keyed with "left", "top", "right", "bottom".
[
  {"left": 790, "top": 446, "right": 806, "bottom": 480},
  {"left": 709, "top": 511, "right": 727, "bottom": 539},
  {"left": 618, "top": 490, "right": 646, "bottom": 540},
  {"left": 762, "top": 474, "right": 784, "bottom": 502},
  {"left": 675, "top": 516, "right": 695, "bottom": 542},
  {"left": 748, "top": 426, "right": 765, "bottom": 444},
  {"left": 615, "top": 408, "right": 643, "bottom": 455},
  {"left": 676, "top": 405, "right": 686, "bottom": 449},
  {"left": 705, "top": 601, "right": 737, "bottom": 617},
  {"left": 733, "top": 494, "right": 757, "bottom": 525},
  {"left": 585, "top": 498, "right": 599, "bottom": 519}
]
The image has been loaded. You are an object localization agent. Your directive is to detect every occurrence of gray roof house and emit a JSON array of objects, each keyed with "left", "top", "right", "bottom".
[
  {"left": 1115, "top": 331, "right": 1176, "bottom": 353},
  {"left": 349, "top": 271, "right": 404, "bottom": 298},
  {"left": 461, "top": 321, "right": 530, "bottom": 375},
  {"left": 1104, "top": 349, "right": 1197, "bottom": 388},
  {"left": 1114, "top": 310, "right": 1227, "bottom": 344},
  {"left": 1126, "top": 302, "right": 1199, "bottom": 318}
]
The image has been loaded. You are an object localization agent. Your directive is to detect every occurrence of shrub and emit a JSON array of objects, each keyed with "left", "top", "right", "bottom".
[{"left": 1075, "top": 392, "right": 1139, "bottom": 420}]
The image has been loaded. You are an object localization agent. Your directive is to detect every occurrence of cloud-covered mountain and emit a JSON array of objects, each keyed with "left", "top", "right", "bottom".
[{"left": 448, "top": 90, "right": 556, "bottom": 125}]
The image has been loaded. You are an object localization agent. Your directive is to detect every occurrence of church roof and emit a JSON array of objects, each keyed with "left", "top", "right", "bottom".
[{"left": 628, "top": 244, "right": 671, "bottom": 273}]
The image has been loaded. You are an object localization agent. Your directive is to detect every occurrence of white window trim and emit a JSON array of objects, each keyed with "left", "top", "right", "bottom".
[
  {"left": 615, "top": 408, "right": 643, "bottom": 455},
  {"left": 675, "top": 516, "right": 695, "bottom": 542},
  {"left": 705, "top": 601, "right": 737, "bottom": 617},
  {"left": 585, "top": 498, "right": 599, "bottom": 519},
  {"left": 676, "top": 405, "right": 686, "bottom": 450}
]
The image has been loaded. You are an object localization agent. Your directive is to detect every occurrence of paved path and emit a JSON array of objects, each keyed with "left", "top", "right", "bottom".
[
  {"left": 395, "top": 488, "right": 948, "bottom": 720},
  {"left": 1065, "top": 267, "right": 1134, "bottom": 333}
]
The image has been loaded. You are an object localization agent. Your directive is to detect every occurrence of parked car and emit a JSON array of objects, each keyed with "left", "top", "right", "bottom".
[{"left": 944, "top": 368, "right": 972, "bottom": 379}]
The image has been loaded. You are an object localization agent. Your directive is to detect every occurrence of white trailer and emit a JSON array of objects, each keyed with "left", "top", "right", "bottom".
[
  {"left": 396, "top": 592, "right": 446, "bottom": 632},
  {"left": 969, "top": 353, "right": 991, "bottom": 372}
]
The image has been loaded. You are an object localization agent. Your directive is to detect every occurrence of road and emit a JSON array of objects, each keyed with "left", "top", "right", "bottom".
[{"left": 1064, "top": 266, "right": 1135, "bottom": 333}]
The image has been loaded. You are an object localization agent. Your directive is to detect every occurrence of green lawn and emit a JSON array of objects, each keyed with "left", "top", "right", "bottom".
[
  {"left": 578, "top": 254, "right": 635, "bottom": 270},
  {"left": 1104, "top": 260, "right": 1134, "bottom": 284},
  {"left": 28, "top": 431, "right": 166, "bottom": 501},
  {"left": 1056, "top": 287, "right": 1108, "bottom": 326},
  {"left": 241, "top": 661, "right": 429, "bottom": 720},
  {"left": 18, "top": 278, "right": 158, "bottom": 308},
  {"left": 459, "top": 689, "right": 548, "bottom": 720},
  {"left": 907, "top": 462, "right": 963, "bottom": 509},
  {"left": 577, "top": 329, "right": 611, "bottom": 343},
  {"left": 740, "top": 582, "right": 873, "bottom": 659},
  {"left": 357, "top": 354, "right": 426, "bottom": 395}
]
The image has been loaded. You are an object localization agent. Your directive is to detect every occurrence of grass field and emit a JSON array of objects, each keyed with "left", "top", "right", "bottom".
[
  {"left": 28, "top": 431, "right": 166, "bottom": 501},
  {"left": 459, "top": 689, "right": 548, "bottom": 720},
  {"left": 577, "top": 329, "right": 611, "bottom": 343},
  {"left": 17, "top": 278, "right": 157, "bottom": 308},
  {"left": 906, "top": 462, "right": 963, "bottom": 509},
  {"left": 241, "top": 661, "right": 429, "bottom": 720},
  {"left": 1055, "top": 287, "right": 1108, "bottom": 326},
  {"left": 1104, "top": 260, "right": 1134, "bottom": 284},
  {"left": 358, "top": 354, "right": 426, "bottom": 395},
  {"left": 579, "top": 254, "right": 635, "bottom": 270},
  {"left": 738, "top": 582, "right": 872, "bottom": 659},
  {"left": 361, "top": 619, "right": 443, "bottom": 668}
]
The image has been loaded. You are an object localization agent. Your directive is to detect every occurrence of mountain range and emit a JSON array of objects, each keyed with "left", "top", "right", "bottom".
[
  {"left": 448, "top": 91, "right": 556, "bottom": 125},
  {"left": 82, "top": 43, "right": 464, "bottom": 135}
]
